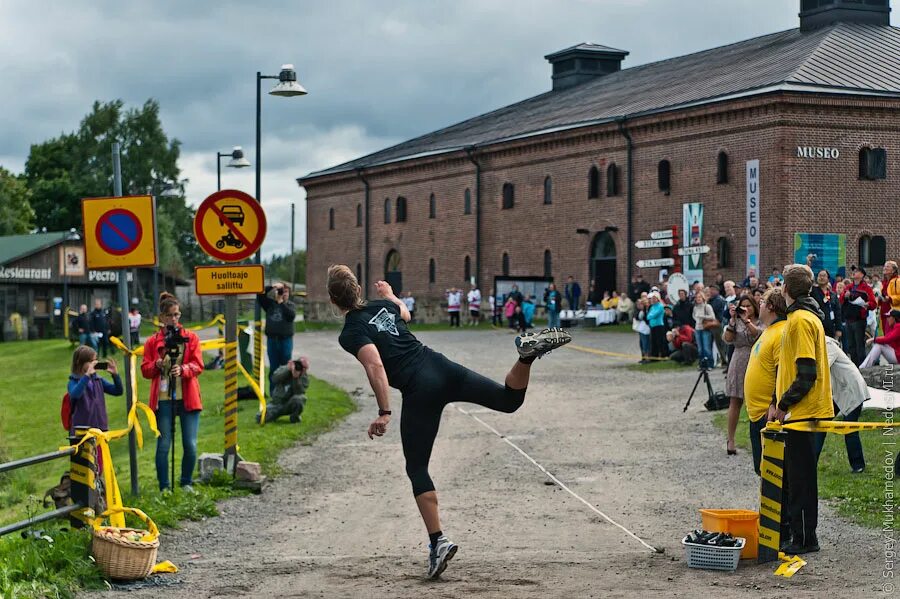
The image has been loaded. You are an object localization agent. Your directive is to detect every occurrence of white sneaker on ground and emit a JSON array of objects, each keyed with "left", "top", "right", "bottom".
[
  {"left": 515, "top": 327, "right": 572, "bottom": 359},
  {"left": 427, "top": 535, "right": 458, "bottom": 579}
]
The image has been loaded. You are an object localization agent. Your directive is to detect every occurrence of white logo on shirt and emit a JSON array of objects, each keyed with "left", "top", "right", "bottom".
[{"left": 368, "top": 308, "right": 399, "bottom": 336}]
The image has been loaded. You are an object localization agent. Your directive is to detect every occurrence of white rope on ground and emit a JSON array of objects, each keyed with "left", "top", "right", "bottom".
[{"left": 452, "top": 403, "right": 660, "bottom": 554}]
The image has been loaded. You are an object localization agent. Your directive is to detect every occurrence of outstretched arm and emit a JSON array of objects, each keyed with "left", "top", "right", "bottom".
[
  {"left": 356, "top": 343, "right": 392, "bottom": 439},
  {"left": 375, "top": 280, "right": 411, "bottom": 322}
]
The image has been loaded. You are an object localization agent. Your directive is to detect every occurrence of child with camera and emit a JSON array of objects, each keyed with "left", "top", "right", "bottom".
[
  {"left": 141, "top": 292, "right": 204, "bottom": 493},
  {"left": 67, "top": 345, "right": 123, "bottom": 433}
]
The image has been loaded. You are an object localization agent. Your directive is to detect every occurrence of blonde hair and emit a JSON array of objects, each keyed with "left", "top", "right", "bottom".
[
  {"left": 783, "top": 264, "right": 814, "bottom": 299},
  {"left": 327, "top": 265, "right": 366, "bottom": 311},
  {"left": 762, "top": 288, "right": 787, "bottom": 318},
  {"left": 886, "top": 261, "right": 899, "bottom": 275}
]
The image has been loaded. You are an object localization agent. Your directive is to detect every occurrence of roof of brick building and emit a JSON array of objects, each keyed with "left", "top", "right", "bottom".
[{"left": 302, "top": 23, "right": 900, "bottom": 181}]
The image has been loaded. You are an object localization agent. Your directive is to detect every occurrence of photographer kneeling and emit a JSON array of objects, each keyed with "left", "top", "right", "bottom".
[
  {"left": 667, "top": 324, "right": 697, "bottom": 365},
  {"left": 141, "top": 293, "right": 204, "bottom": 493},
  {"left": 257, "top": 356, "right": 310, "bottom": 424}
]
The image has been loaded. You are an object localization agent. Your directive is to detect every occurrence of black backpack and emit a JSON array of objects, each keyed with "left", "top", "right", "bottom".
[{"left": 704, "top": 392, "right": 730, "bottom": 411}]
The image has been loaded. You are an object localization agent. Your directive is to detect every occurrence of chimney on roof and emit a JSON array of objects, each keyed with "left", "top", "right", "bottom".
[
  {"left": 800, "top": 0, "right": 890, "bottom": 31},
  {"left": 544, "top": 43, "right": 629, "bottom": 92}
]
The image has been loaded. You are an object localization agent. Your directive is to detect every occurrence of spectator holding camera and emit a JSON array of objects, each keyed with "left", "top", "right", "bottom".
[
  {"left": 257, "top": 356, "right": 309, "bottom": 424},
  {"left": 811, "top": 269, "right": 842, "bottom": 340},
  {"left": 67, "top": 346, "right": 122, "bottom": 433},
  {"left": 840, "top": 267, "right": 876, "bottom": 365},
  {"left": 141, "top": 292, "right": 204, "bottom": 493},
  {"left": 258, "top": 282, "right": 297, "bottom": 388},
  {"left": 723, "top": 294, "right": 761, "bottom": 455}
]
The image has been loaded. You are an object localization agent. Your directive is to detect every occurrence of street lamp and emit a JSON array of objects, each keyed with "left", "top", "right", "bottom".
[
  {"left": 150, "top": 183, "right": 181, "bottom": 305},
  {"left": 254, "top": 63, "right": 307, "bottom": 327},
  {"left": 217, "top": 146, "right": 251, "bottom": 191}
]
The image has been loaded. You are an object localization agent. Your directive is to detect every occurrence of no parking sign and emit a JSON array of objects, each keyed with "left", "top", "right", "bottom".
[{"left": 82, "top": 195, "right": 157, "bottom": 269}]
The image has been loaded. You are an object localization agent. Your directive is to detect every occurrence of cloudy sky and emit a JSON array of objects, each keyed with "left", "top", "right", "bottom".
[{"left": 1, "top": 0, "right": 892, "bottom": 258}]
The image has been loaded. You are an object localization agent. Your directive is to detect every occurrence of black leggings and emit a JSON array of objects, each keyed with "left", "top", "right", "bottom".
[{"left": 401, "top": 350, "right": 526, "bottom": 497}]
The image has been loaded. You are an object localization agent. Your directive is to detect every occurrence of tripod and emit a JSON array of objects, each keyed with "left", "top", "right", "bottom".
[
  {"left": 163, "top": 341, "right": 182, "bottom": 491},
  {"left": 683, "top": 367, "right": 715, "bottom": 412}
]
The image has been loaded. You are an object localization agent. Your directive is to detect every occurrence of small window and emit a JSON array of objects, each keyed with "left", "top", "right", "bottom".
[
  {"left": 464, "top": 255, "right": 471, "bottom": 283},
  {"left": 356, "top": 203, "right": 362, "bottom": 227},
  {"left": 588, "top": 166, "right": 600, "bottom": 199},
  {"left": 329, "top": 208, "right": 335, "bottom": 230},
  {"left": 464, "top": 188, "right": 472, "bottom": 215},
  {"left": 860, "top": 147, "right": 887, "bottom": 180},
  {"left": 872, "top": 236, "right": 887, "bottom": 266},
  {"left": 544, "top": 249, "right": 552, "bottom": 278},
  {"left": 429, "top": 193, "right": 436, "bottom": 219},
  {"left": 396, "top": 196, "right": 407, "bottom": 222},
  {"left": 606, "top": 163, "right": 619, "bottom": 197},
  {"left": 502, "top": 183, "right": 514, "bottom": 209},
  {"left": 384, "top": 198, "right": 391, "bottom": 224},
  {"left": 859, "top": 235, "right": 871, "bottom": 267},
  {"left": 658, "top": 160, "right": 671, "bottom": 194},
  {"left": 543, "top": 176, "right": 552, "bottom": 205},
  {"left": 717, "top": 237, "right": 731, "bottom": 269},
  {"left": 502, "top": 252, "right": 510, "bottom": 276},
  {"left": 429, "top": 258, "right": 436, "bottom": 283},
  {"left": 356, "top": 263, "right": 362, "bottom": 283},
  {"left": 716, "top": 151, "right": 729, "bottom": 184}
]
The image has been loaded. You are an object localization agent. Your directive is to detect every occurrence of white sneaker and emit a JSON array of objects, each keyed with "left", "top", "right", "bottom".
[
  {"left": 515, "top": 327, "right": 572, "bottom": 359},
  {"left": 426, "top": 535, "right": 458, "bottom": 579}
]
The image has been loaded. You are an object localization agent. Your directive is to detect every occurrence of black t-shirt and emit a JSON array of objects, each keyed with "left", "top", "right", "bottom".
[{"left": 338, "top": 300, "right": 426, "bottom": 391}]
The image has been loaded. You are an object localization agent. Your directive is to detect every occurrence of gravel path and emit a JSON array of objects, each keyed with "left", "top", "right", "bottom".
[{"left": 84, "top": 328, "right": 883, "bottom": 598}]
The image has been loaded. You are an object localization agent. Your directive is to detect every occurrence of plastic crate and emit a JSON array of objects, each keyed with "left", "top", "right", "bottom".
[
  {"left": 682, "top": 536, "right": 745, "bottom": 572},
  {"left": 699, "top": 509, "right": 759, "bottom": 559}
]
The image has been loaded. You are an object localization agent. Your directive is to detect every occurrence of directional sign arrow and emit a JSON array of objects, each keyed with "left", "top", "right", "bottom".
[
  {"left": 635, "top": 239, "right": 674, "bottom": 249},
  {"left": 636, "top": 258, "right": 675, "bottom": 268},
  {"left": 677, "top": 245, "right": 711, "bottom": 256},
  {"left": 650, "top": 230, "right": 674, "bottom": 240}
]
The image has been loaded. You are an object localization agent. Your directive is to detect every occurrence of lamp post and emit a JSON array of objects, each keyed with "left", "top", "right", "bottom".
[
  {"left": 217, "top": 146, "right": 251, "bottom": 191},
  {"left": 254, "top": 64, "right": 307, "bottom": 330}
]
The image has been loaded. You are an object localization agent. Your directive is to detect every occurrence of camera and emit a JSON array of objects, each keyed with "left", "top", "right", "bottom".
[
  {"left": 95, "top": 361, "right": 108, "bottom": 370},
  {"left": 163, "top": 324, "right": 187, "bottom": 356},
  {"left": 734, "top": 305, "right": 745, "bottom": 317},
  {"left": 276, "top": 287, "right": 285, "bottom": 296}
]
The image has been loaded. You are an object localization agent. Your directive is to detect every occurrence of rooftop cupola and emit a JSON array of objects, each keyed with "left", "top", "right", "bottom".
[
  {"left": 544, "top": 43, "right": 629, "bottom": 92},
  {"left": 800, "top": 0, "right": 891, "bottom": 31}
]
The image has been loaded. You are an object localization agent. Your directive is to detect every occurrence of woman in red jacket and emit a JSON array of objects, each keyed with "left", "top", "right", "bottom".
[
  {"left": 141, "top": 292, "right": 204, "bottom": 492},
  {"left": 861, "top": 309, "right": 900, "bottom": 368}
]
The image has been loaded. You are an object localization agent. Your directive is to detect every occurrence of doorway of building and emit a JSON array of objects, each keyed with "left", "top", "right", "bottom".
[
  {"left": 385, "top": 249, "right": 402, "bottom": 294},
  {"left": 590, "top": 231, "right": 617, "bottom": 301}
]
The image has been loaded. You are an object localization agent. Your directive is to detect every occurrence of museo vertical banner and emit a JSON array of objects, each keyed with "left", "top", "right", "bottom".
[
  {"left": 682, "top": 202, "right": 704, "bottom": 285},
  {"left": 746, "top": 160, "right": 760, "bottom": 276}
]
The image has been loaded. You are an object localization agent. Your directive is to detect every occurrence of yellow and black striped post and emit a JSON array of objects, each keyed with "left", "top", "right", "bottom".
[
  {"left": 758, "top": 429, "right": 787, "bottom": 563},
  {"left": 253, "top": 320, "right": 263, "bottom": 380},
  {"left": 69, "top": 430, "right": 99, "bottom": 528},
  {"left": 223, "top": 296, "right": 241, "bottom": 473}
]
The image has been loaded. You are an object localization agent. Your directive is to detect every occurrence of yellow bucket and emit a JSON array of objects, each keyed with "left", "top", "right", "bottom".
[{"left": 699, "top": 509, "right": 759, "bottom": 559}]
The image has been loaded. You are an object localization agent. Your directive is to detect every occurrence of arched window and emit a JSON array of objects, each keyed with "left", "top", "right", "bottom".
[
  {"left": 464, "top": 188, "right": 472, "bottom": 215},
  {"left": 502, "top": 183, "right": 515, "bottom": 209},
  {"left": 356, "top": 263, "right": 362, "bottom": 283},
  {"left": 384, "top": 198, "right": 391, "bottom": 224},
  {"left": 502, "top": 252, "right": 510, "bottom": 276},
  {"left": 429, "top": 258, "right": 436, "bottom": 283},
  {"left": 717, "top": 237, "right": 731, "bottom": 268},
  {"left": 464, "top": 255, "right": 471, "bottom": 283},
  {"left": 658, "top": 160, "right": 671, "bottom": 194},
  {"left": 328, "top": 208, "right": 335, "bottom": 230},
  {"left": 429, "top": 193, "right": 436, "bottom": 219},
  {"left": 859, "top": 235, "right": 871, "bottom": 267},
  {"left": 396, "top": 196, "right": 407, "bottom": 222},
  {"left": 356, "top": 203, "right": 362, "bottom": 227},
  {"left": 588, "top": 166, "right": 601, "bottom": 199},
  {"left": 544, "top": 249, "right": 552, "bottom": 278},
  {"left": 543, "top": 176, "right": 552, "bottom": 205},
  {"left": 606, "top": 163, "right": 619, "bottom": 197},
  {"left": 716, "top": 151, "right": 729, "bottom": 184}
]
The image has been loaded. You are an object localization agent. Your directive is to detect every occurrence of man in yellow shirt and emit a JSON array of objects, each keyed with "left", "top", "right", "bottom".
[
  {"left": 744, "top": 288, "right": 788, "bottom": 476},
  {"left": 773, "top": 264, "right": 835, "bottom": 554}
]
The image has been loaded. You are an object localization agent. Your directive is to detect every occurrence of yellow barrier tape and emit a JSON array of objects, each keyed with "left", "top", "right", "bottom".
[
  {"left": 108, "top": 337, "right": 160, "bottom": 448},
  {"left": 774, "top": 552, "right": 807, "bottom": 577},
  {"left": 765, "top": 420, "right": 894, "bottom": 435},
  {"left": 566, "top": 343, "right": 670, "bottom": 361},
  {"left": 64, "top": 429, "right": 128, "bottom": 528},
  {"left": 236, "top": 359, "right": 266, "bottom": 425},
  {"left": 151, "top": 314, "right": 225, "bottom": 331}
]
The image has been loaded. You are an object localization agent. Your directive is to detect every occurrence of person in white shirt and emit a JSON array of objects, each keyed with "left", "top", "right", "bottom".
[
  {"left": 446, "top": 287, "right": 462, "bottom": 327},
  {"left": 403, "top": 291, "right": 416, "bottom": 323},
  {"left": 128, "top": 307, "right": 142, "bottom": 346},
  {"left": 466, "top": 285, "right": 482, "bottom": 326}
]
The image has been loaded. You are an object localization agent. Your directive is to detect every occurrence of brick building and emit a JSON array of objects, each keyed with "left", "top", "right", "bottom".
[{"left": 299, "top": 0, "right": 900, "bottom": 321}]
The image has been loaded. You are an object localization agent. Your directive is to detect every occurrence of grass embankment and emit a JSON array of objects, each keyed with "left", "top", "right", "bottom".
[
  {"left": 0, "top": 338, "right": 354, "bottom": 598},
  {"left": 713, "top": 407, "right": 893, "bottom": 529}
]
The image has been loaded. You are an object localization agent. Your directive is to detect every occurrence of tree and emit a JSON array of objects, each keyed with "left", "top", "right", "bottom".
[
  {"left": 265, "top": 250, "right": 306, "bottom": 286},
  {"left": 24, "top": 99, "right": 198, "bottom": 274},
  {"left": 0, "top": 167, "right": 35, "bottom": 235}
]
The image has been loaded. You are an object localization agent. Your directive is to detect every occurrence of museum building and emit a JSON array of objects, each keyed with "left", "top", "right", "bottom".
[{"left": 299, "top": 0, "right": 900, "bottom": 321}]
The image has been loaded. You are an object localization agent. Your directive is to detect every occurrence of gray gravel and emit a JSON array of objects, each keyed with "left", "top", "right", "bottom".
[{"left": 82, "top": 328, "right": 884, "bottom": 598}]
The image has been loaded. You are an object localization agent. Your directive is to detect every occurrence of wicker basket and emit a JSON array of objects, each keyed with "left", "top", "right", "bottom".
[{"left": 91, "top": 527, "right": 159, "bottom": 581}]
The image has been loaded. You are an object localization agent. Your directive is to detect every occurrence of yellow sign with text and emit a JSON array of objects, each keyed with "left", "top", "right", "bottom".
[{"left": 195, "top": 265, "right": 264, "bottom": 296}]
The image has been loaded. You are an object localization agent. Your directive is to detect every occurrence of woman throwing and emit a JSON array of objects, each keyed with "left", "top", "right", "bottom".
[{"left": 328, "top": 265, "right": 570, "bottom": 579}]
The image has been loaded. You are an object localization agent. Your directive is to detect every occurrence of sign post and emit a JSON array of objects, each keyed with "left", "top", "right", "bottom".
[{"left": 193, "top": 190, "right": 267, "bottom": 474}]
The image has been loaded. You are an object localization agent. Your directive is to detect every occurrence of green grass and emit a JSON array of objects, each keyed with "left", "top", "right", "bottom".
[
  {"left": 713, "top": 407, "right": 894, "bottom": 528},
  {"left": 0, "top": 338, "right": 355, "bottom": 597}
]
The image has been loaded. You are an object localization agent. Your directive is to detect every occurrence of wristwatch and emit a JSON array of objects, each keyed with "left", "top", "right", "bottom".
[{"left": 378, "top": 409, "right": 392, "bottom": 416}]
